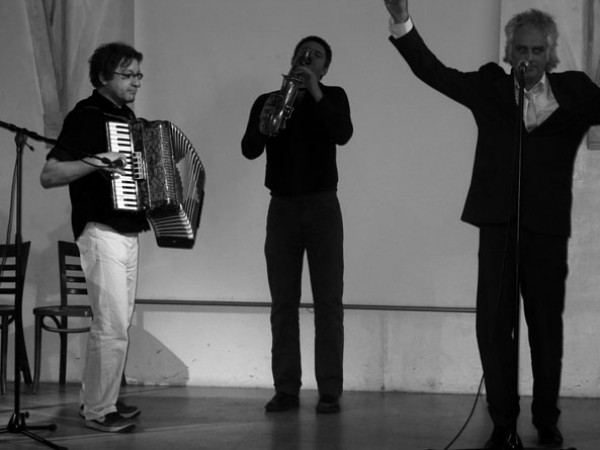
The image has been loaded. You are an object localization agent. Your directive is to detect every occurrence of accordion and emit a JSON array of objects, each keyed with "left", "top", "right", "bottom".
[{"left": 106, "top": 119, "right": 205, "bottom": 249}]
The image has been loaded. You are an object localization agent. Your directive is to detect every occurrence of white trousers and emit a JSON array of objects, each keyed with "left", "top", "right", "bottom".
[{"left": 76, "top": 222, "right": 139, "bottom": 420}]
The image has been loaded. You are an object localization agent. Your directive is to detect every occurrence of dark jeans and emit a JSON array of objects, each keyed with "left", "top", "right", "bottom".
[
  {"left": 476, "top": 225, "right": 567, "bottom": 428},
  {"left": 265, "top": 191, "right": 344, "bottom": 397}
]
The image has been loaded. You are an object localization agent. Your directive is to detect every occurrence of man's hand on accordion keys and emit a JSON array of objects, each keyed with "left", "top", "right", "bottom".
[{"left": 97, "top": 152, "right": 128, "bottom": 175}]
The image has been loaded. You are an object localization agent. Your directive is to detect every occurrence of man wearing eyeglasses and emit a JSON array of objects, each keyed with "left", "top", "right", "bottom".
[{"left": 40, "top": 42, "right": 148, "bottom": 433}]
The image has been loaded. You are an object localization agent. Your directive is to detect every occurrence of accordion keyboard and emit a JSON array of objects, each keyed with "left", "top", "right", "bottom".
[{"left": 107, "top": 121, "right": 140, "bottom": 211}]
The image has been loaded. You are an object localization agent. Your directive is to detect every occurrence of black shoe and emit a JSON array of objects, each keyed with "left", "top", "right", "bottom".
[
  {"left": 537, "top": 424, "right": 563, "bottom": 447},
  {"left": 484, "top": 426, "right": 510, "bottom": 449},
  {"left": 265, "top": 392, "right": 299, "bottom": 412},
  {"left": 316, "top": 394, "right": 340, "bottom": 414}
]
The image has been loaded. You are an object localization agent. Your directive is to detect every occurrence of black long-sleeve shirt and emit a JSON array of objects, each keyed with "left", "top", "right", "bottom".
[{"left": 242, "top": 84, "right": 353, "bottom": 196}]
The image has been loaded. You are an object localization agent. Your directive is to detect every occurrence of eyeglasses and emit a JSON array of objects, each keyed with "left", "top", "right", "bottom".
[{"left": 113, "top": 72, "right": 144, "bottom": 81}]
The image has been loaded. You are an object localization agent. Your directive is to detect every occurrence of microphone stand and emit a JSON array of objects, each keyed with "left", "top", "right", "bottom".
[
  {"left": 501, "top": 63, "right": 531, "bottom": 450},
  {"left": 428, "top": 68, "right": 577, "bottom": 450},
  {"left": 0, "top": 120, "right": 67, "bottom": 449},
  {"left": 498, "top": 67, "right": 575, "bottom": 450}
]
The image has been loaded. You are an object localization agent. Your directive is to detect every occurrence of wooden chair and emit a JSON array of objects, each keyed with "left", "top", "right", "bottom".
[
  {"left": 0, "top": 241, "right": 32, "bottom": 395},
  {"left": 31, "top": 241, "right": 92, "bottom": 394}
]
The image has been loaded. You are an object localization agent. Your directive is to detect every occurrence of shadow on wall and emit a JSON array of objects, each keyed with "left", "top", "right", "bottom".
[
  {"left": 125, "top": 325, "right": 190, "bottom": 385},
  {"left": 4, "top": 324, "right": 189, "bottom": 387}
]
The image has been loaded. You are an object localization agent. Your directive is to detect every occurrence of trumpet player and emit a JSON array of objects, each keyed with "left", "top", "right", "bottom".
[{"left": 242, "top": 36, "right": 353, "bottom": 414}]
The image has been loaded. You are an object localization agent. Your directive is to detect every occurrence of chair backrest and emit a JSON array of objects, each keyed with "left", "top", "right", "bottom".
[
  {"left": 0, "top": 241, "right": 31, "bottom": 306},
  {"left": 58, "top": 241, "right": 88, "bottom": 307}
]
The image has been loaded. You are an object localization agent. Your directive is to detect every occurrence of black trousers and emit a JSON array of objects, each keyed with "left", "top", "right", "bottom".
[
  {"left": 476, "top": 225, "right": 568, "bottom": 428},
  {"left": 265, "top": 191, "right": 344, "bottom": 397}
]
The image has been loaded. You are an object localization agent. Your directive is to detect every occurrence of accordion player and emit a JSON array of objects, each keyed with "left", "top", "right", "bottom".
[{"left": 106, "top": 118, "right": 205, "bottom": 249}]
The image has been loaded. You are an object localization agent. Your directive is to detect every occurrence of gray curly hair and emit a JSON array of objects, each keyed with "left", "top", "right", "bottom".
[{"left": 503, "top": 9, "right": 559, "bottom": 72}]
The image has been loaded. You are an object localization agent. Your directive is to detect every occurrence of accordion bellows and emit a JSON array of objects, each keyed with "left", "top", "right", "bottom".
[{"left": 107, "top": 119, "right": 205, "bottom": 249}]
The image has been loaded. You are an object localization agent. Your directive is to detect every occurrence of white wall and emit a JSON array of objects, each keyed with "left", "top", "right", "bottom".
[
  {"left": 132, "top": 0, "right": 495, "bottom": 307},
  {"left": 2, "top": 0, "right": 600, "bottom": 397}
]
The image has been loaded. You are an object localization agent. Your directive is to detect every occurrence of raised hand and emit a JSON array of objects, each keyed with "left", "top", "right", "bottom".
[{"left": 384, "top": 0, "right": 409, "bottom": 24}]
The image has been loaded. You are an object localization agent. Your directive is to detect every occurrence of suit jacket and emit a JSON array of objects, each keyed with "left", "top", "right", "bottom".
[{"left": 390, "top": 27, "right": 600, "bottom": 236}]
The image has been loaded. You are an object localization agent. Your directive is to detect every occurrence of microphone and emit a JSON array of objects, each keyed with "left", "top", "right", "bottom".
[{"left": 517, "top": 60, "right": 529, "bottom": 75}]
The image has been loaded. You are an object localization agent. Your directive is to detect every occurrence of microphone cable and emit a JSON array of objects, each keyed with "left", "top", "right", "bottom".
[{"left": 434, "top": 78, "right": 526, "bottom": 450}]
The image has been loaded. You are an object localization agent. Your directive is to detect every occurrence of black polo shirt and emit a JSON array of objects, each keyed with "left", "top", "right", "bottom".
[{"left": 47, "top": 90, "right": 149, "bottom": 240}]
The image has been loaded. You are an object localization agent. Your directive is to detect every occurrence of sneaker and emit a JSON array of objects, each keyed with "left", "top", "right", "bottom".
[
  {"left": 85, "top": 412, "right": 135, "bottom": 433},
  {"left": 79, "top": 402, "right": 141, "bottom": 420},
  {"left": 116, "top": 401, "right": 141, "bottom": 419}
]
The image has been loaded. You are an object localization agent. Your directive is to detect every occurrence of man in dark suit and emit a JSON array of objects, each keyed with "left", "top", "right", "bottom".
[{"left": 383, "top": 1, "right": 600, "bottom": 448}]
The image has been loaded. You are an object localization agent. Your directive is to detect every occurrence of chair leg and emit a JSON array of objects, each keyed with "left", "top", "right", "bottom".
[
  {"left": 59, "top": 328, "right": 67, "bottom": 386},
  {"left": 1, "top": 315, "right": 8, "bottom": 396},
  {"left": 16, "top": 325, "right": 32, "bottom": 385},
  {"left": 31, "top": 315, "right": 42, "bottom": 395}
]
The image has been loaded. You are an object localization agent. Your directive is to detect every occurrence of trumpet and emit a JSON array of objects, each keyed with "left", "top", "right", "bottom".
[{"left": 259, "top": 49, "right": 312, "bottom": 137}]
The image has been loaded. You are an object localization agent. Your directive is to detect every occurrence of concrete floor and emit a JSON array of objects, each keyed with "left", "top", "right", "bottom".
[{"left": 0, "top": 383, "right": 597, "bottom": 449}]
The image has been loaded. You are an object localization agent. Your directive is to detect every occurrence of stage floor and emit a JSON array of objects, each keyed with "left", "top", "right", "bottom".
[{"left": 0, "top": 383, "right": 597, "bottom": 449}]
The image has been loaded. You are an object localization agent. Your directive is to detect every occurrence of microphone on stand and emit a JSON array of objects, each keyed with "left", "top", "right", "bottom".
[{"left": 517, "top": 60, "right": 529, "bottom": 75}]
